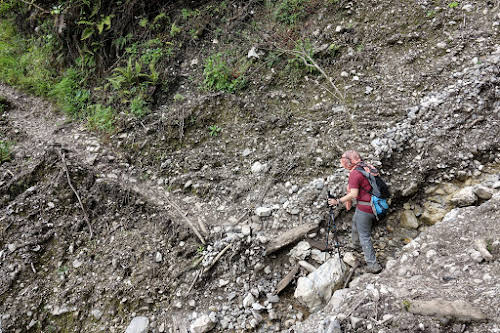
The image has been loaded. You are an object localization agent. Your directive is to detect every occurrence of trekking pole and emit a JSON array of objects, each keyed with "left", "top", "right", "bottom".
[{"left": 327, "top": 193, "right": 343, "bottom": 272}]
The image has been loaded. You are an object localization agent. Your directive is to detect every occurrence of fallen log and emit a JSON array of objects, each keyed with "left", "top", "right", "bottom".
[{"left": 265, "top": 222, "right": 319, "bottom": 255}]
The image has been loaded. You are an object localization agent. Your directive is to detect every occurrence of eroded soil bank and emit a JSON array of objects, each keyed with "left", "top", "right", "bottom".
[{"left": 1, "top": 0, "right": 500, "bottom": 332}]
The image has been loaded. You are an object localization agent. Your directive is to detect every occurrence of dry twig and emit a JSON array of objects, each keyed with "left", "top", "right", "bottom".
[
  {"left": 18, "top": 0, "right": 49, "bottom": 13},
  {"left": 165, "top": 197, "right": 206, "bottom": 245},
  {"left": 58, "top": 150, "right": 93, "bottom": 239}
]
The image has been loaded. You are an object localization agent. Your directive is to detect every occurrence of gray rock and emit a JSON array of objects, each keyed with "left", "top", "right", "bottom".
[
  {"left": 190, "top": 314, "right": 216, "bottom": 333},
  {"left": 350, "top": 316, "right": 363, "bottom": 329},
  {"left": 474, "top": 185, "right": 493, "bottom": 200},
  {"left": 408, "top": 299, "right": 486, "bottom": 321},
  {"left": 125, "top": 316, "right": 149, "bottom": 333}
]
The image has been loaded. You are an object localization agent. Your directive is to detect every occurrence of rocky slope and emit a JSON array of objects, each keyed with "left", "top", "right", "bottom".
[{"left": 1, "top": 0, "right": 500, "bottom": 333}]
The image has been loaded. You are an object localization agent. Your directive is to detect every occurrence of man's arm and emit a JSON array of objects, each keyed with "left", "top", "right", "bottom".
[{"left": 328, "top": 188, "right": 359, "bottom": 206}]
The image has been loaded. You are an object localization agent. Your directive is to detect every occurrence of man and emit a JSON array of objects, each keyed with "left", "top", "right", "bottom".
[{"left": 328, "top": 150, "right": 383, "bottom": 274}]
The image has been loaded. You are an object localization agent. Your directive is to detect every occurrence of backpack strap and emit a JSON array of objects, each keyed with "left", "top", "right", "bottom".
[{"left": 354, "top": 167, "right": 372, "bottom": 196}]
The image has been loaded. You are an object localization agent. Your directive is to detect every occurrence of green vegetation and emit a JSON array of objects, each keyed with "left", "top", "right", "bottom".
[
  {"left": 0, "top": 20, "right": 57, "bottom": 95},
  {"left": 86, "top": 104, "right": 114, "bottom": 133},
  {"left": 50, "top": 68, "right": 90, "bottom": 117},
  {"left": 402, "top": 299, "right": 411, "bottom": 311},
  {"left": 0, "top": 140, "right": 11, "bottom": 164},
  {"left": 129, "top": 96, "right": 150, "bottom": 118},
  {"left": 208, "top": 125, "right": 222, "bottom": 136},
  {"left": 448, "top": 1, "right": 459, "bottom": 8},
  {"left": 170, "top": 23, "right": 182, "bottom": 37},
  {"left": 275, "top": 0, "right": 309, "bottom": 25},
  {"left": 203, "top": 53, "right": 247, "bottom": 93},
  {"left": 173, "top": 93, "right": 185, "bottom": 102}
]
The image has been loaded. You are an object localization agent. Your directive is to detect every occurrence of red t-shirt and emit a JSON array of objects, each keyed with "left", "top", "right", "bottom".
[{"left": 348, "top": 169, "right": 373, "bottom": 214}]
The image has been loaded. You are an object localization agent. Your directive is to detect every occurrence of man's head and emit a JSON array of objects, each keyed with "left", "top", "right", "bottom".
[{"left": 340, "top": 150, "right": 362, "bottom": 170}]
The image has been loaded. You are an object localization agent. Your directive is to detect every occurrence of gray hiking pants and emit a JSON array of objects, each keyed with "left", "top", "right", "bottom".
[{"left": 352, "top": 208, "right": 377, "bottom": 265}]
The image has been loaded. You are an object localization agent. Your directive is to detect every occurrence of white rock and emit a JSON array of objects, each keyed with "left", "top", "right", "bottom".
[
  {"left": 91, "top": 309, "right": 103, "bottom": 320},
  {"left": 298, "top": 260, "right": 317, "bottom": 273},
  {"left": 437, "top": 42, "right": 447, "bottom": 49},
  {"left": 242, "top": 148, "right": 252, "bottom": 157},
  {"left": 241, "top": 225, "right": 251, "bottom": 236},
  {"left": 72, "top": 259, "right": 83, "bottom": 268},
  {"left": 251, "top": 161, "right": 266, "bottom": 174},
  {"left": 289, "top": 241, "right": 311, "bottom": 264},
  {"left": 255, "top": 207, "right": 272, "bottom": 217},
  {"left": 247, "top": 47, "right": 259, "bottom": 59},
  {"left": 294, "top": 257, "right": 346, "bottom": 312},
  {"left": 125, "top": 316, "right": 149, "bottom": 333},
  {"left": 450, "top": 187, "right": 477, "bottom": 207},
  {"left": 155, "top": 252, "right": 163, "bottom": 263},
  {"left": 311, "top": 249, "right": 329, "bottom": 264},
  {"left": 219, "top": 279, "right": 230, "bottom": 287},
  {"left": 462, "top": 4, "right": 473, "bottom": 12},
  {"left": 342, "top": 252, "right": 358, "bottom": 267},
  {"left": 252, "top": 303, "right": 265, "bottom": 311},
  {"left": 470, "top": 249, "right": 483, "bottom": 263},
  {"left": 190, "top": 314, "right": 216, "bottom": 333},
  {"left": 243, "top": 293, "right": 255, "bottom": 308}
]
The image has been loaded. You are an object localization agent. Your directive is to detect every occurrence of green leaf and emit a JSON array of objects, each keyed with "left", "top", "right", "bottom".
[{"left": 81, "top": 27, "right": 94, "bottom": 40}]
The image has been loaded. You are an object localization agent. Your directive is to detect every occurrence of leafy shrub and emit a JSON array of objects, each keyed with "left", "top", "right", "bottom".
[
  {"left": 0, "top": 140, "right": 11, "bottom": 164},
  {"left": 275, "top": 0, "right": 309, "bottom": 25},
  {"left": 50, "top": 68, "right": 90, "bottom": 117},
  {"left": 0, "top": 20, "right": 57, "bottom": 95},
  {"left": 86, "top": 104, "right": 114, "bottom": 133},
  {"left": 203, "top": 53, "right": 246, "bottom": 93},
  {"left": 130, "top": 96, "right": 150, "bottom": 118}
]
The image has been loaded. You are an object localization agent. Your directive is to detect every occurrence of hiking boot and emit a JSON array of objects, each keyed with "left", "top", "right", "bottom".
[
  {"left": 346, "top": 242, "right": 362, "bottom": 252},
  {"left": 366, "top": 262, "right": 383, "bottom": 274}
]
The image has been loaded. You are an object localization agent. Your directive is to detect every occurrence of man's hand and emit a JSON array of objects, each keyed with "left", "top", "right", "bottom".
[{"left": 328, "top": 198, "right": 339, "bottom": 206}]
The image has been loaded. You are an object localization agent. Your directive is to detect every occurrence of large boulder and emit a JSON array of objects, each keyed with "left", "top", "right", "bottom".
[{"left": 294, "top": 256, "right": 347, "bottom": 312}]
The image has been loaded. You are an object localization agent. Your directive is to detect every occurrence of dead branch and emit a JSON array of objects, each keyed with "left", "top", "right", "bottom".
[
  {"left": 343, "top": 262, "right": 359, "bottom": 289},
  {"left": 58, "top": 150, "right": 93, "bottom": 239},
  {"left": 202, "top": 243, "right": 232, "bottom": 275},
  {"left": 265, "top": 37, "right": 360, "bottom": 136},
  {"left": 18, "top": 0, "right": 50, "bottom": 14},
  {"left": 164, "top": 197, "right": 206, "bottom": 245}
]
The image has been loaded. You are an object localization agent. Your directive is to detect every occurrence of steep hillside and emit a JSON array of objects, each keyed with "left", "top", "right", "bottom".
[{"left": 0, "top": 0, "right": 499, "bottom": 332}]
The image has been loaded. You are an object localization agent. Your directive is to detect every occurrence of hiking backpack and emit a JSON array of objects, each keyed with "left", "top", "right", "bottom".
[{"left": 355, "top": 164, "right": 390, "bottom": 220}]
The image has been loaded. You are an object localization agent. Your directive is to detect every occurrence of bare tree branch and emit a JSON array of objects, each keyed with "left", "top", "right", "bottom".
[{"left": 18, "top": 0, "right": 50, "bottom": 14}]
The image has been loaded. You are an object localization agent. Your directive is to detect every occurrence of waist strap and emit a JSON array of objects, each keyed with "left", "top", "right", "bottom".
[{"left": 357, "top": 200, "right": 371, "bottom": 206}]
